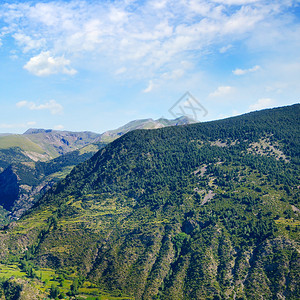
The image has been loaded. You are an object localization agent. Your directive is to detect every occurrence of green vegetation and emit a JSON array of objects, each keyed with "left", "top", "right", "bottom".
[
  {"left": 0, "top": 206, "right": 9, "bottom": 226},
  {"left": 0, "top": 141, "right": 105, "bottom": 218},
  {"left": 0, "top": 135, "right": 45, "bottom": 153},
  {"left": 0, "top": 264, "right": 132, "bottom": 299},
  {"left": 0, "top": 104, "right": 299, "bottom": 299}
]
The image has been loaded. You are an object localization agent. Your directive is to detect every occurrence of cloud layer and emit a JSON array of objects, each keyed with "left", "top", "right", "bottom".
[{"left": 1, "top": 0, "right": 298, "bottom": 79}]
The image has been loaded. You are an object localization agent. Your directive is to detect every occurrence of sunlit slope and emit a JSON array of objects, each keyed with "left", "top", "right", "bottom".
[{"left": 0, "top": 135, "right": 46, "bottom": 153}]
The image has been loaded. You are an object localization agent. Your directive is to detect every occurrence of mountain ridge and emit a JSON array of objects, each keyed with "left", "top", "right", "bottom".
[{"left": 93, "top": 115, "right": 195, "bottom": 143}]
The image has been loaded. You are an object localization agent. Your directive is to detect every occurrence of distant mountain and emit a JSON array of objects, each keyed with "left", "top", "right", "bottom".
[
  {"left": 0, "top": 104, "right": 299, "bottom": 299},
  {"left": 96, "top": 116, "right": 195, "bottom": 143},
  {"left": 23, "top": 129, "right": 101, "bottom": 158},
  {"left": 0, "top": 130, "right": 101, "bottom": 172},
  {"left": 0, "top": 117, "right": 194, "bottom": 167}
]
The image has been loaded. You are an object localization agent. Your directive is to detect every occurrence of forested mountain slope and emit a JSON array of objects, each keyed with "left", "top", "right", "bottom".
[
  {"left": 0, "top": 142, "right": 106, "bottom": 218},
  {"left": 0, "top": 117, "right": 192, "bottom": 220},
  {"left": 0, "top": 104, "right": 299, "bottom": 299},
  {"left": 0, "top": 130, "right": 102, "bottom": 218}
]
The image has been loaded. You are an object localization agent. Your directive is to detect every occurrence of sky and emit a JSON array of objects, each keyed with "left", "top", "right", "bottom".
[{"left": 0, "top": 0, "right": 299, "bottom": 134}]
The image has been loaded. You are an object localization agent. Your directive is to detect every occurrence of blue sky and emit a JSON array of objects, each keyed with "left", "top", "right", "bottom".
[{"left": 0, "top": 0, "right": 299, "bottom": 134}]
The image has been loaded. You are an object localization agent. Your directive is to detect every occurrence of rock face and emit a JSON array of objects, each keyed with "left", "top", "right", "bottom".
[
  {"left": 0, "top": 277, "right": 46, "bottom": 299},
  {"left": 0, "top": 166, "right": 19, "bottom": 211},
  {"left": 0, "top": 164, "right": 47, "bottom": 217},
  {"left": 0, "top": 145, "right": 105, "bottom": 218},
  {"left": 23, "top": 129, "right": 101, "bottom": 157}
]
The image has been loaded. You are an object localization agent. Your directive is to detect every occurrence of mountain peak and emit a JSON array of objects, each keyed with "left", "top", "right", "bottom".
[{"left": 23, "top": 128, "right": 53, "bottom": 135}]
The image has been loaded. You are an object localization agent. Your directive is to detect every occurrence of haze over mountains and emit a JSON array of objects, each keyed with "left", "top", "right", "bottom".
[{"left": 0, "top": 104, "right": 299, "bottom": 299}]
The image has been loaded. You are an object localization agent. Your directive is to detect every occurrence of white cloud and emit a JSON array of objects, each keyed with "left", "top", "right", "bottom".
[
  {"left": 109, "top": 7, "right": 128, "bottom": 23},
  {"left": 209, "top": 86, "right": 233, "bottom": 97},
  {"left": 13, "top": 33, "right": 45, "bottom": 53},
  {"left": 16, "top": 99, "right": 63, "bottom": 115},
  {"left": 249, "top": 98, "right": 275, "bottom": 111},
  {"left": 233, "top": 65, "right": 261, "bottom": 75},
  {"left": 23, "top": 51, "right": 77, "bottom": 76},
  {"left": 54, "top": 124, "right": 64, "bottom": 130},
  {"left": 0, "top": 121, "right": 36, "bottom": 129},
  {"left": 151, "top": 0, "right": 168, "bottom": 10},
  {"left": 143, "top": 80, "right": 154, "bottom": 93},
  {"left": 219, "top": 44, "right": 232, "bottom": 53}
]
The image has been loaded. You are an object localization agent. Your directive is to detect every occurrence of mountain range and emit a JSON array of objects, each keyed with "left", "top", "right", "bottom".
[
  {"left": 0, "top": 104, "right": 299, "bottom": 299},
  {"left": 0, "top": 116, "right": 193, "bottom": 219}
]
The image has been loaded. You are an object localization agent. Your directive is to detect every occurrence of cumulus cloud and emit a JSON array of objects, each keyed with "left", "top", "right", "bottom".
[
  {"left": 23, "top": 51, "right": 77, "bottom": 76},
  {"left": 233, "top": 65, "right": 261, "bottom": 75},
  {"left": 249, "top": 98, "right": 275, "bottom": 111},
  {"left": 209, "top": 86, "right": 233, "bottom": 97},
  {"left": 16, "top": 99, "right": 63, "bottom": 115}
]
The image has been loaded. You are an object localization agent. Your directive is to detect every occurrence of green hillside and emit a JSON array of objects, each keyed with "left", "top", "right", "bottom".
[
  {"left": 0, "top": 135, "right": 45, "bottom": 153},
  {"left": 0, "top": 104, "right": 299, "bottom": 299}
]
